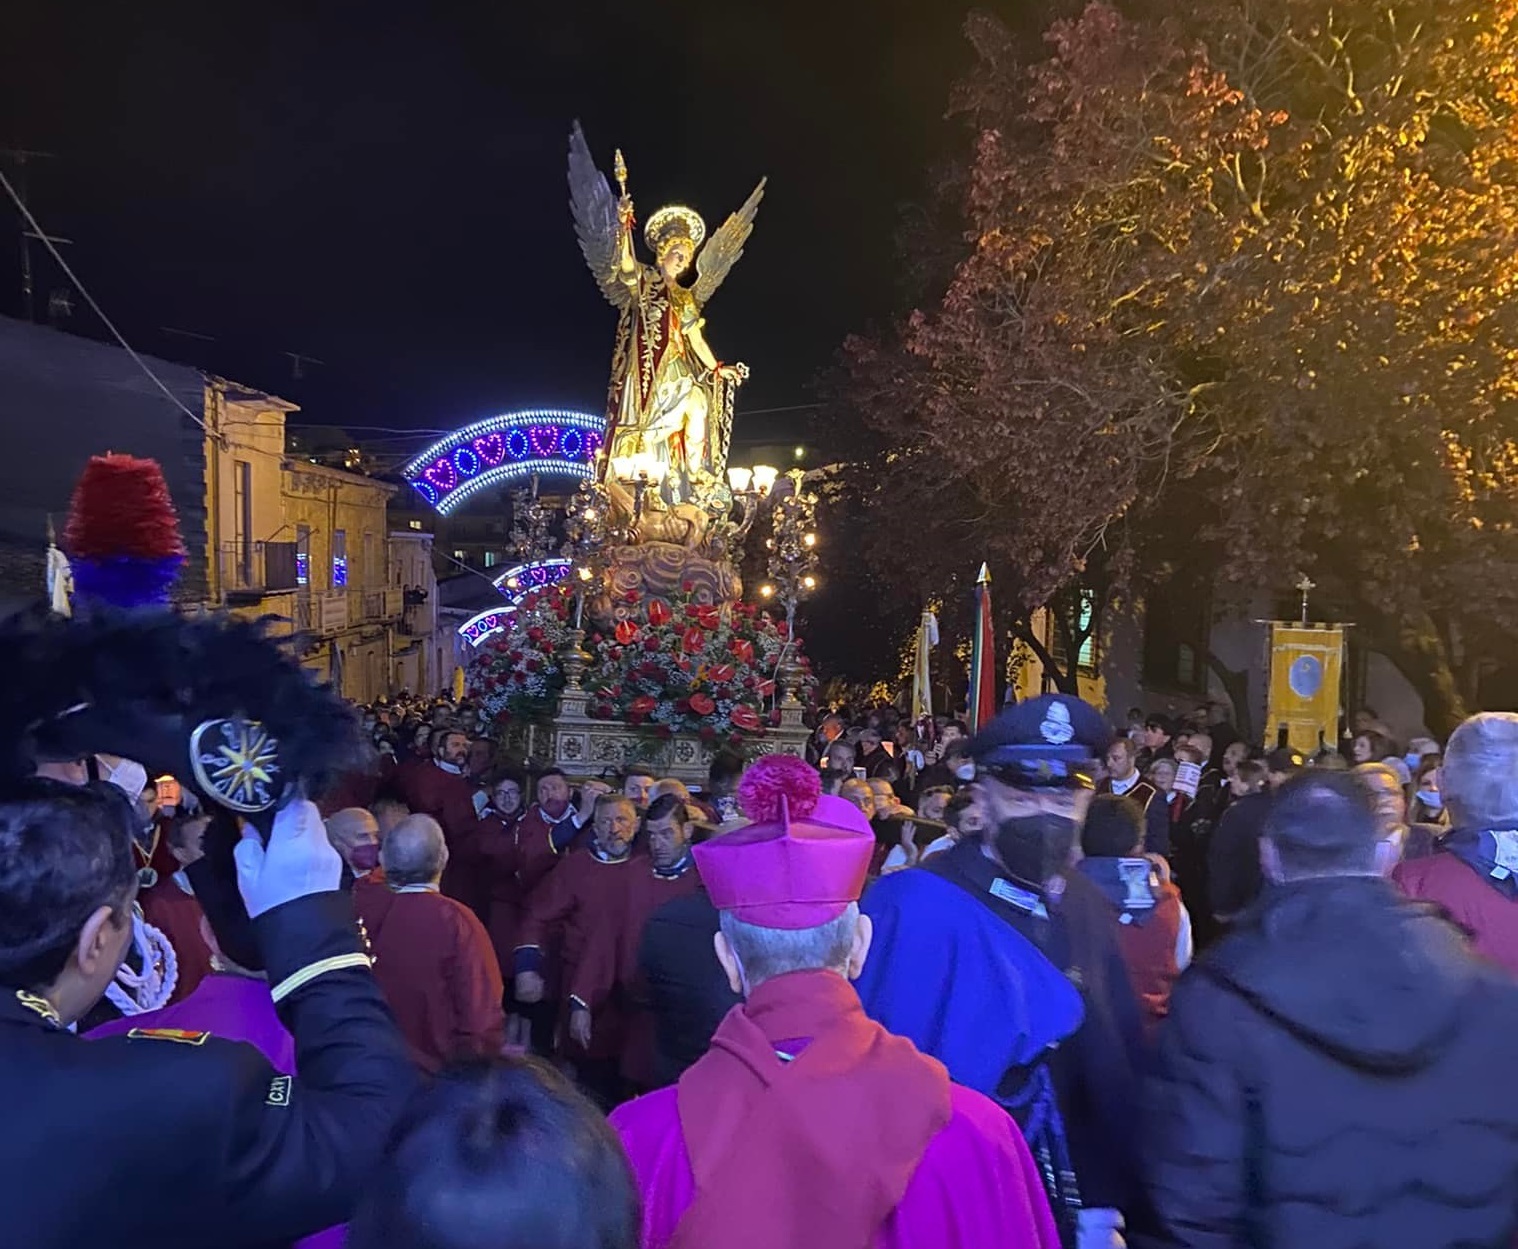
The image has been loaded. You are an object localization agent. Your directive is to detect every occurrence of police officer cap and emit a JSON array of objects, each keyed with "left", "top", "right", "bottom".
[{"left": 967, "top": 693, "right": 1111, "bottom": 789}]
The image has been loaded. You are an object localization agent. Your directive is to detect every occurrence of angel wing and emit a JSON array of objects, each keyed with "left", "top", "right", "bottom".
[
  {"left": 692, "top": 177, "right": 767, "bottom": 307},
  {"left": 568, "top": 121, "right": 630, "bottom": 310}
]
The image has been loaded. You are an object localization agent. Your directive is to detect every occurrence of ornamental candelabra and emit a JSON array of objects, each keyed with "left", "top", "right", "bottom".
[
  {"left": 759, "top": 468, "right": 819, "bottom": 707},
  {"left": 508, "top": 475, "right": 557, "bottom": 562}
]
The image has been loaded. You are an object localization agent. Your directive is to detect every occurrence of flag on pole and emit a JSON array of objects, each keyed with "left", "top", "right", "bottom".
[
  {"left": 968, "top": 563, "right": 996, "bottom": 731},
  {"left": 912, "top": 608, "right": 939, "bottom": 721}
]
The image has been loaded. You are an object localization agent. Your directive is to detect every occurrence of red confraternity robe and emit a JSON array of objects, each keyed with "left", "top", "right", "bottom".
[
  {"left": 515, "top": 847, "right": 669, "bottom": 1062},
  {"left": 610, "top": 970, "right": 1060, "bottom": 1249},
  {"left": 354, "top": 884, "right": 505, "bottom": 1073},
  {"left": 394, "top": 760, "right": 481, "bottom": 907},
  {"left": 137, "top": 874, "right": 213, "bottom": 1004}
]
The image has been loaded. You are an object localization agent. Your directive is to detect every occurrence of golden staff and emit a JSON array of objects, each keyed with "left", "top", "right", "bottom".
[{"left": 614, "top": 149, "right": 629, "bottom": 204}]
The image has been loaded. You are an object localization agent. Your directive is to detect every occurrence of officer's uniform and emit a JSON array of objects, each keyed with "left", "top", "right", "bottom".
[
  {"left": 858, "top": 694, "right": 1148, "bottom": 1246},
  {"left": 0, "top": 892, "right": 416, "bottom": 1249}
]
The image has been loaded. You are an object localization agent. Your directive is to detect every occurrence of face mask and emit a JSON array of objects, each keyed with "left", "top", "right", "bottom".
[
  {"left": 993, "top": 812, "right": 1079, "bottom": 890},
  {"left": 954, "top": 762, "right": 976, "bottom": 782},
  {"left": 101, "top": 757, "right": 148, "bottom": 804},
  {"left": 349, "top": 842, "right": 381, "bottom": 873},
  {"left": 1415, "top": 789, "right": 1442, "bottom": 811}
]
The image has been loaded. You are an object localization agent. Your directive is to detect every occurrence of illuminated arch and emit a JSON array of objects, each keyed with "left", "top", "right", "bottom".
[
  {"left": 491, "top": 558, "right": 575, "bottom": 598},
  {"left": 404, "top": 409, "right": 605, "bottom": 516},
  {"left": 458, "top": 606, "right": 517, "bottom": 648},
  {"left": 458, "top": 558, "right": 578, "bottom": 647}
]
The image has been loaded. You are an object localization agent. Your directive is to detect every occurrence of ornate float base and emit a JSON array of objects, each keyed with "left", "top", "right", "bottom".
[
  {"left": 549, "top": 685, "right": 809, "bottom": 784},
  {"left": 589, "top": 541, "right": 741, "bottom": 628}
]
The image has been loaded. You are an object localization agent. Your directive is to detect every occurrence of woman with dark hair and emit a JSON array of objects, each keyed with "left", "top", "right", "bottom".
[{"left": 347, "top": 1058, "right": 639, "bottom": 1249}]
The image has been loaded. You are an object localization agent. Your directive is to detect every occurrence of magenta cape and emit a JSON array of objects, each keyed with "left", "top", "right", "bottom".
[
  {"left": 87, "top": 974, "right": 344, "bottom": 1249},
  {"left": 611, "top": 1072, "right": 1060, "bottom": 1249}
]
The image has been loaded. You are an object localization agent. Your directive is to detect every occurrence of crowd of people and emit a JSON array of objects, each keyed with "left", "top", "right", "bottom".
[{"left": 7, "top": 606, "right": 1518, "bottom": 1249}]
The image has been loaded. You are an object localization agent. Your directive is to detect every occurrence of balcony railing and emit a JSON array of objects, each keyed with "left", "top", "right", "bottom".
[{"left": 218, "top": 541, "right": 299, "bottom": 598}]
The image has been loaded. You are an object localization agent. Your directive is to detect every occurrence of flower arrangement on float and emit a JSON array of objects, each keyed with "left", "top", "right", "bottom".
[
  {"left": 467, "top": 585, "right": 576, "bottom": 724},
  {"left": 467, "top": 581, "right": 813, "bottom": 744}
]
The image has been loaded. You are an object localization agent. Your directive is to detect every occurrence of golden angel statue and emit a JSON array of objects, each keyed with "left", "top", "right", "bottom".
[{"left": 569, "top": 121, "right": 765, "bottom": 510}]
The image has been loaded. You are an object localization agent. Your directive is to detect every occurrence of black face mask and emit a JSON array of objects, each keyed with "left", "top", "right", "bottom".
[{"left": 994, "top": 812, "right": 1079, "bottom": 890}]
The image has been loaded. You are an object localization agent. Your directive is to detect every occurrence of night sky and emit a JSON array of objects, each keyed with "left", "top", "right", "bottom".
[{"left": 1, "top": 1, "right": 1046, "bottom": 448}]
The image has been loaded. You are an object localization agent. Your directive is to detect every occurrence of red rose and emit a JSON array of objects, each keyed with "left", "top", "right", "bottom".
[
  {"left": 525, "top": 658, "right": 541, "bottom": 673},
  {"left": 681, "top": 627, "right": 704, "bottom": 653},
  {"left": 775, "top": 621, "right": 789, "bottom": 639},
  {"left": 681, "top": 579, "right": 696, "bottom": 593},
  {"left": 628, "top": 710, "right": 647, "bottom": 726},
  {"left": 689, "top": 693, "right": 715, "bottom": 716},
  {"left": 694, "top": 605, "right": 721, "bottom": 630},
  {"left": 768, "top": 708, "right": 783, "bottom": 726},
  {"left": 730, "top": 705, "right": 762, "bottom": 731},
  {"left": 676, "top": 658, "right": 692, "bottom": 672},
  {"left": 630, "top": 695, "right": 658, "bottom": 715},
  {"left": 731, "top": 639, "right": 755, "bottom": 665},
  {"left": 639, "top": 661, "right": 662, "bottom": 677},
  {"left": 623, "top": 589, "right": 641, "bottom": 604},
  {"left": 674, "top": 697, "right": 691, "bottom": 713},
  {"left": 644, "top": 636, "right": 662, "bottom": 653},
  {"left": 699, "top": 725, "right": 717, "bottom": 742},
  {"left": 709, "top": 664, "right": 737, "bottom": 684},
  {"left": 509, "top": 650, "right": 524, "bottom": 663},
  {"left": 648, "top": 598, "right": 672, "bottom": 626},
  {"left": 655, "top": 725, "right": 673, "bottom": 740}
]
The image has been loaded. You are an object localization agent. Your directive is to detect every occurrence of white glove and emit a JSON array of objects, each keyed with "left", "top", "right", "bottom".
[
  {"left": 234, "top": 798, "right": 343, "bottom": 918},
  {"left": 1076, "top": 1208, "right": 1125, "bottom": 1249}
]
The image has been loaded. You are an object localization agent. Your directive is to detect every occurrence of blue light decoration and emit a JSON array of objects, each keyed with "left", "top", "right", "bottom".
[
  {"left": 492, "top": 558, "right": 575, "bottom": 598},
  {"left": 332, "top": 555, "right": 348, "bottom": 588},
  {"left": 459, "top": 607, "right": 516, "bottom": 648},
  {"left": 403, "top": 409, "right": 606, "bottom": 516},
  {"left": 458, "top": 558, "right": 578, "bottom": 648}
]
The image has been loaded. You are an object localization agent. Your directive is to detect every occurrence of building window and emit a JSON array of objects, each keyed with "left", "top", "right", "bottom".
[
  {"left": 332, "top": 529, "right": 348, "bottom": 589},
  {"left": 453, "top": 549, "right": 466, "bottom": 562},
  {"left": 483, "top": 551, "right": 499, "bottom": 568},
  {"left": 1076, "top": 589, "right": 1097, "bottom": 673},
  {"left": 364, "top": 531, "right": 378, "bottom": 586},
  {"left": 408, "top": 519, "right": 423, "bottom": 531},
  {"left": 295, "top": 525, "right": 310, "bottom": 587}
]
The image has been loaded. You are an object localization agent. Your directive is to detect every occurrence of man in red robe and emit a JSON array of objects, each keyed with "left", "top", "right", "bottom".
[
  {"left": 609, "top": 755, "right": 1061, "bottom": 1249},
  {"left": 392, "top": 728, "right": 482, "bottom": 908},
  {"left": 505, "top": 770, "right": 600, "bottom": 1054},
  {"left": 353, "top": 814, "right": 505, "bottom": 1074},
  {"left": 323, "top": 807, "right": 385, "bottom": 893},
  {"left": 514, "top": 792, "right": 642, "bottom": 1103},
  {"left": 1395, "top": 713, "right": 1518, "bottom": 975},
  {"left": 616, "top": 791, "right": 703, "bottom": 1090},
  {"left": 1076, "top": 795, "right": 1191, "bottom": 1041},
  {"left": 137, "top": 810, "right": 214, "bottom": 1003}
]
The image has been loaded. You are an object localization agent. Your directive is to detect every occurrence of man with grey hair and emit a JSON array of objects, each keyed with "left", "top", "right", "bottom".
[
  {"left": 1148, "top": 771, "right": 1518, "bottom": 1245},
  {"left": 609, "top": 756, "right": 1060, "bottom": 1248},
  {"left": 324, "top": 807, "right": 383, "bottom": 889},
  {"left": 1395, "top": 712, "right": 1518, "bottom": 976},
  {"left": 352, "top": 815, "right": 504, "bottom": 1073}
]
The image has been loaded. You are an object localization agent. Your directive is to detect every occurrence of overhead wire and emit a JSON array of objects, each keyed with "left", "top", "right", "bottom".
[{"left": 0, "top": 165, "right": 210, "bottom": 434}]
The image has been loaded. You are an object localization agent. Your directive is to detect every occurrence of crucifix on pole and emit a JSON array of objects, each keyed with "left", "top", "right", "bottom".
[{"left": 1295, "top": 574, "right": 1316, "bottom": 625}]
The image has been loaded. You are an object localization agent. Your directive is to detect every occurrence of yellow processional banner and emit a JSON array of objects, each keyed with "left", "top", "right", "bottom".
[{"left": 1264, "top": 624, "right": 1344, "bottom": 754}]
